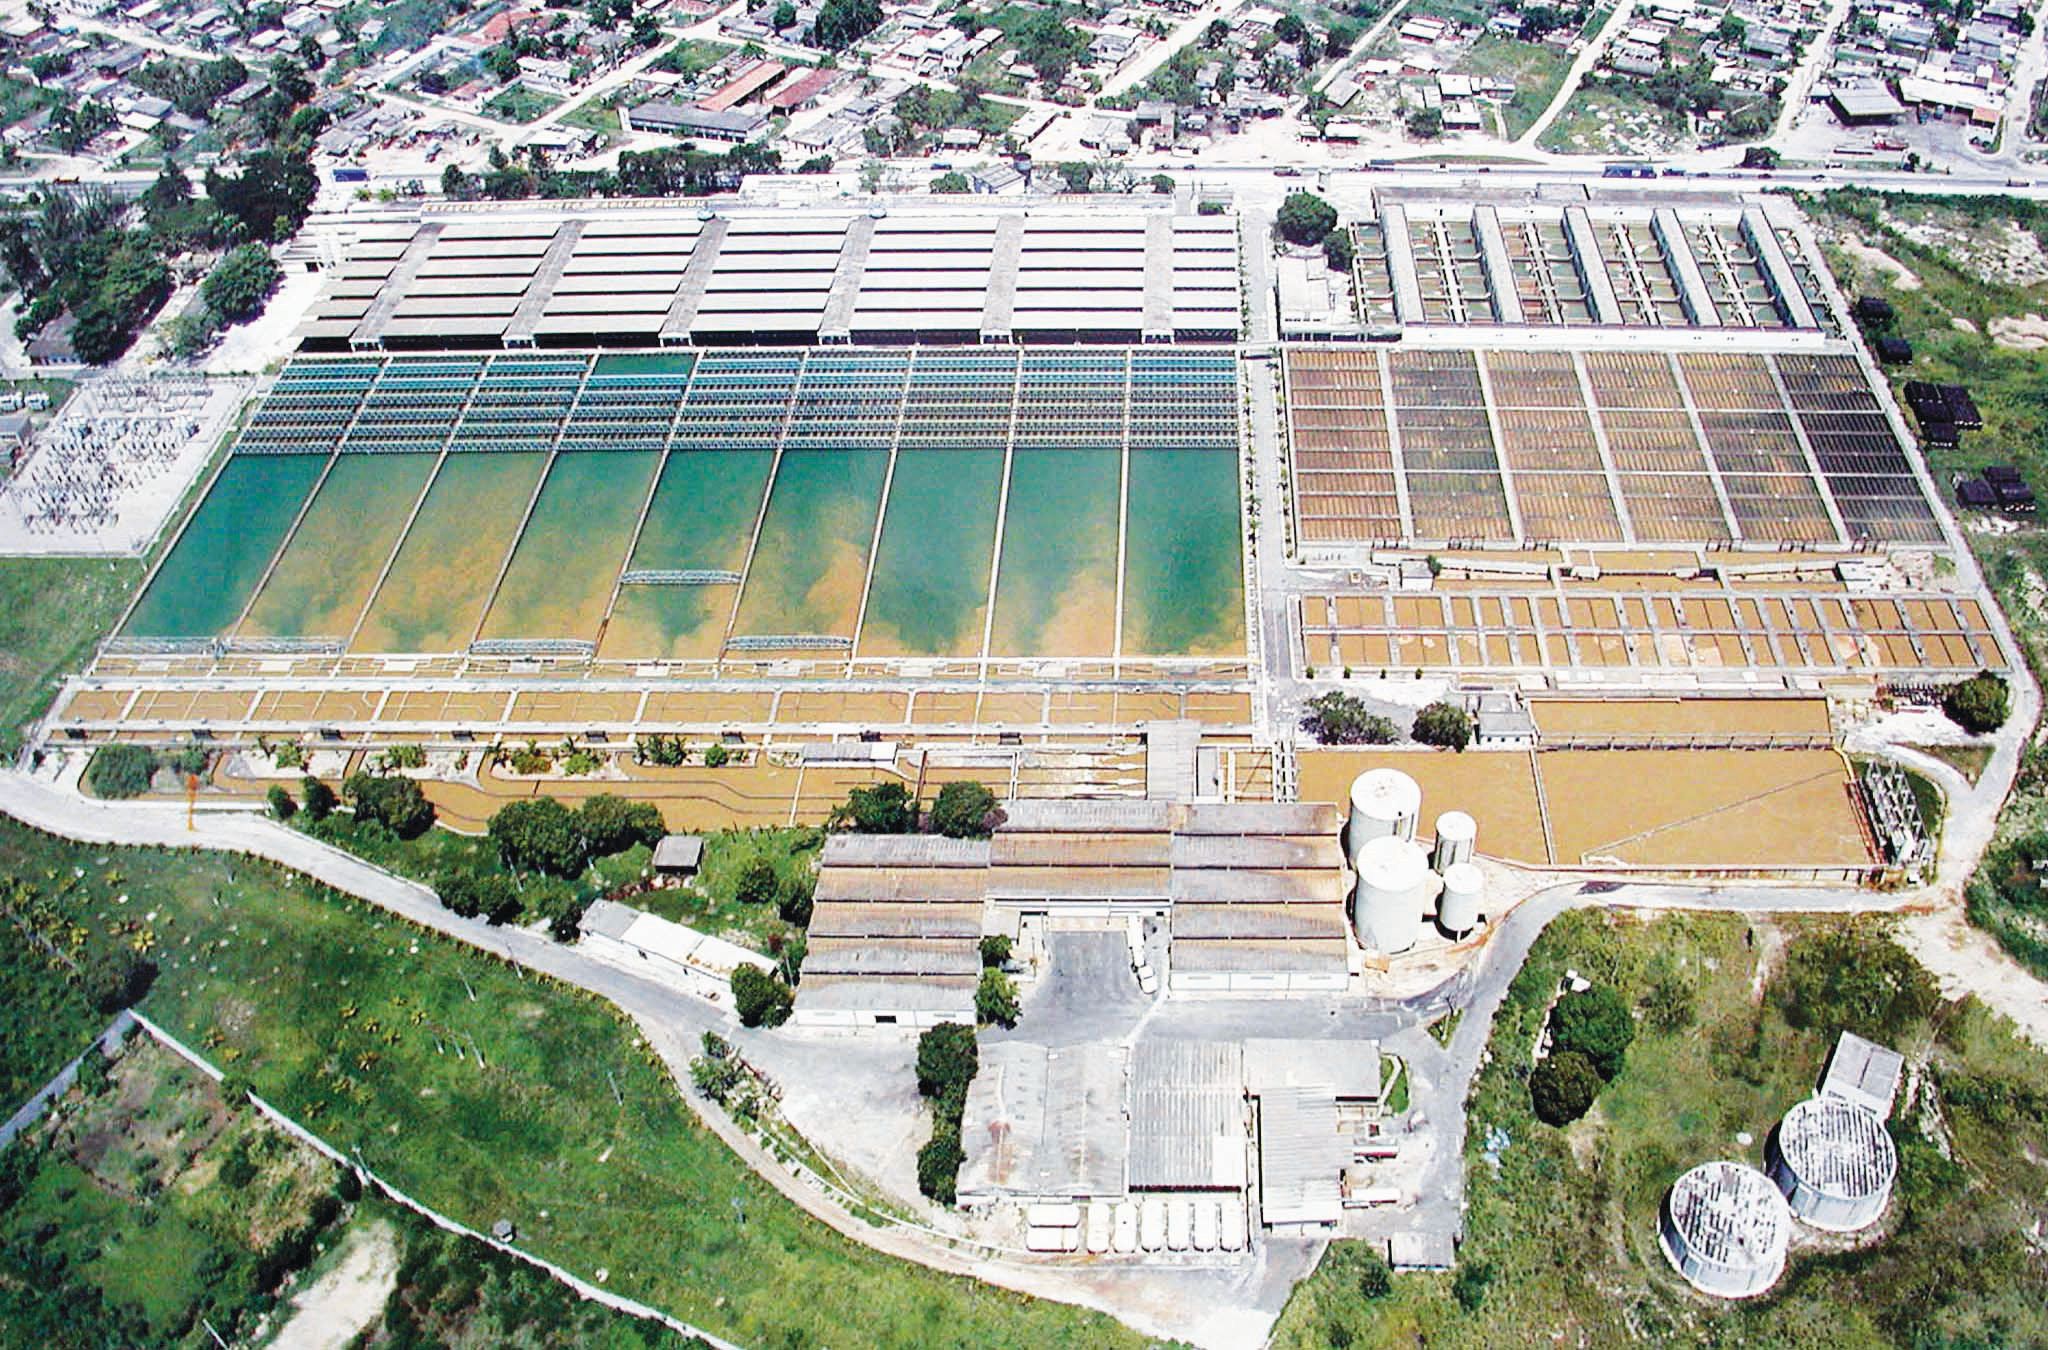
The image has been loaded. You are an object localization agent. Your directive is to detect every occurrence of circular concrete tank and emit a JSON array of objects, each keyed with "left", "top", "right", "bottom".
[
  {"left": 1437, "top": 860, "right": 1484, "bottom": 937},
  {"left": 1431, "top": 810, "right": 1476, "bottom": 870},
  {"left": 1659, "top": 1161, "right": 1791, "bottom": 1299},
  {"left": 1348, "top": 768, "right": 1421, "bottom": 868},
  {"left": 1352, "top": 834, "right": 1430, "bottom": 954},
  {"left": 1768, "top": 1096, "right": 1897, "bottom": 1233}
]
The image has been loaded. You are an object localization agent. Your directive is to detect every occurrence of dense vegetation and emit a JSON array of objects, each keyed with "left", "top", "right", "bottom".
[
  {"left": 0, "top": 816, "right": 1143, "bottom": 1346},
  {"left": 914, "top": 1023, "right": 979, "bottom": 1205},
  {"left": 1272, "top": 910, "right": 2048, "bottom": 1347}
]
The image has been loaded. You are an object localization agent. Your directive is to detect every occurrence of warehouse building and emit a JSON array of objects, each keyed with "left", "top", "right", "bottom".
[{"left": 296, "top": 204, "right": 1242, "bottom": 351}]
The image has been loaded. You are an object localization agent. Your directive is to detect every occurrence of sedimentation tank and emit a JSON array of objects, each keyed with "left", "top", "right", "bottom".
[
  {"left": 1768, "top": 1095, "right": 1897, "bottom": 1233},
  {"left": 1658, "top": 1160, "right": 1791, "bottom": 1299}
]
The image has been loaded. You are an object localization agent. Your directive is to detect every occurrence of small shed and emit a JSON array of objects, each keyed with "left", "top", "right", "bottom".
[
  {"left": 652, "top": 834, "right": 703, "bottom": 876},
  {"left": 1820, "top": 1031, "right": 1904, "bottom": 1117}
]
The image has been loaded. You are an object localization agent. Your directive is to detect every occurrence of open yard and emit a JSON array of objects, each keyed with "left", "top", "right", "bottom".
[
  {"left": 1536, "top": 84, "right": 1688, "bottom": 155},
  {"left": 0, "top": 556, "right": 142, "bottom": 753},
  {"left": 0, "top": 815, "right": 1141, "bottom": 1348},
  {"left": 1453, "top": 36, "right": 1571, "bottom": 141},
  {"left": 1270, "top": 910, "right": 2048, "bottom": 1347}
]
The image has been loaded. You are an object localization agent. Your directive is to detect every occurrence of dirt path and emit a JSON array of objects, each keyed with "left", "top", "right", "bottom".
[
  {"left": 1842, "top": 237, "right": 1922, "bottom": 290},
  {"left": 269, "top": 1220, "right": 399, "bottom": 1350}
]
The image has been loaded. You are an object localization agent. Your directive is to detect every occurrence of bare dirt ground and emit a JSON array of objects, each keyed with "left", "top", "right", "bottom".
[
  {"left": 1899, "top": 905, "right": 2048, "bottom": 1047},
  {"left": 268, "top": 1219, "right": 399, "bottom": 1350},
  {"left": 1990, "top": 313, "right": 2048, "bottom": 350},
  {"left": 1842, "top": 238, "right": 1922, "bottom": 290}
]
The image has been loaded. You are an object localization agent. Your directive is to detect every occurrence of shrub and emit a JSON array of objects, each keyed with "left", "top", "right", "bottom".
[
  {"left": 561, "top": 750, "right": 602, "bottom": 776},
  {"left": 343, "top": 772, "right": 434, "bottom": 838},
  {"left": 86, "top": 744, "right": 156, "bottom": 798},
  {"left": 777, "top": 871, "right": 815, "bottom": 927},
  {"left": 1529, "top": 1050, "right": 1602, "bottom": 1125},
  {"left": 218, "top": 1142, "right": 257, "bottom": 1189},
  {"left": 300, "top": 776, "right": 336, "bottom": 821},
  {"left": 930, "top": 780, "right": 997, "bottom": 838},
  {"left": 702, "top": 743, "right": 730, "bottom": 769},
  {"left": 1411, "top": 701, "right": 1473, "bottom": 751},
  {"left": 1300, "top": 691, "right": 1399, "bottom": 745},
  {"left": 916, "top": 1123, "right": 965, "bottom": 1204},
  {"left": 915, "top": 1022, "right": 979, "bottom": 1099},
  {"left": 834, "top": 780, "right": 916, "bottom": 833},
  {"left": 975, "top": 969, "right": 1020, "bottom": 1028},
  {"left": 1452, "top": 1258, "right": 1494, "bottom": 1311},
  {"left": 380, "top": 743, "right": 426, "bottom": 771},
  {"left": 1357, "top": 1250, "right": 1393, "bottom": 1300},
  {"left": 437, "top": 872, "right": 514, "bottom": 921},
  {"left": 166, "top": 745, "right": 210, "bottom": 776},
  {"left": 1943, "top": 670, "right": 2010, "bottom": 734},
  {"left": 487, "top": 797, "right": 588, "bottom": 877},
  {"left": 979, "top": 934, "right": 1012, "bottom": 968},
  {"left": 735, "top": 856, "right": 780, "bottom": 906},
  {"left": 731, "top": 965, "right": 793, "bottom": 1028},
  {"left": 1550, "top": 986, "right": 1636, "bottom": 1080},
  {"left": 577, "top": 794, "right": 664, "bottom": 856},
  {"left": 335, "top": 1168, "right": 362, "bottom": 1204},
  {"left": 1324, "top": 229, "right": 1355, "bottom": 273},
  {"left": 266, "top": 784, "right": 296, "bottom": 820},
  {"left": 1777, "top": 922, "right": 1938, "bottom": 1044}
]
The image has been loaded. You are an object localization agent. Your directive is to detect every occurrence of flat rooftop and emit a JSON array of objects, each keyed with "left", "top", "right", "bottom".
[{"left": 299, "top": 204, "right": 1241, "bottom": 350}]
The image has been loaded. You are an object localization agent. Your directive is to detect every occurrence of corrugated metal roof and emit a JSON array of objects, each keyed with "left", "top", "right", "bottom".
[
  {"left": 1179, "top": 802, "right": 1342, "bottom": 836},
  {"left": 1172, "top": 869, "right": 1348, "bottom": 905},
  {"left": 990, "top": 833, "right": 1174, "bottom": 868},
  {"left": 1128, "top": 1040, "right": 1247, "bottom": 1190},
  {"left": 1168, "top": 938, "right": 1350, "bottom": 975},
  {"left": 821, "top": 834, "right": 992, "bottom": 868},
  {"left": 815, "top": 868, "right": 990, "bottom": 904},
  {"left": 958, "top": 1042, "right": 1129, "bottom": 1200},
  {"left": 801, "top": 937, "right": 980, "bottom": 977},
  {"left": 1255, "top": 1087, "right": 1343, "bottom": 1225},
  {"left": 807, "top": 901, "right": 984, "bottom": 939},
  {"left": 1000, "top": 799, "right": 1176, "bottom": 833},
  {"left": 984, "top": 865, "right": 1172, "bottom": 900},
  {"left": 1171, "top": 835, "right": 1343, "bottom": 870},
  {"left": 794, "top": 972, "right": 976, "bottom": 1013},
  {"left": 1243, "top": 1038, "right": 1381, "bottom": 1101},
  {"left": 1171, "top": 904, "right": 1348, "bottom": 941}
]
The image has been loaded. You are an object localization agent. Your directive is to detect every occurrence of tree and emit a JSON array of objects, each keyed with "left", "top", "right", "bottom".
[
  {"left": 487, "top": 797, "right": 589, "bottom": 877},
  {"left": 1300, "top": 691, "right": 1399, "bottom": 746},
  {"left": 772, "top": 0, "right": 796, "bottom": 27},
  {"left": 735, "top": 856, "right": 780, "bottom": 905},
  {"left": 205, "top": 145, "right": 318, "bottom": 242},
  {"left": 798, "top": 154, "right": 834, "bottom": 173},
  {"left": 1529, "top": 1049, "right": 1601, "bottom": 1125},
  {"left": 577, "top": 794, "right": 664, "bottom": 855},
  {"left": 930, "top": 780, "right": 997, "bottom": 838},
  {"left": 1325, "top": 20, "right": 1359, "bottom": 58},
  {"left": 1778, "top": 923, "right": 1938, "bottom": 1044},
  {"left": 778, "top": 871, "right": 816, "bottom": 927},
  {"left": 915, "top": 1022, "right": 979, "bottom": 1099},
  {"left": 201, "top": 243, "right": 281, "bottom": 323},
  {"left": 702, "top": 742, "right": 731, "bottom": 769},
  {"left": 931, "top": 171, "right": 970, "bottom": 193},
  {"left": 979, "top": 934, "right": 1012, "bottom": 968},
  {"left": 1275, "top": 190, "right": 1337, "bottom": 246},
  {"left": 86, "top": 744, "right": 156, "bottom": 799},
  {"left": 1357, "top": 1250, "right": 1393, "bottom": 1300},
  {"left": 809, "top": 0, "right": 882, "bottom": 49},
  {"left": 976, "top": 968, "right": 1020, "bottom": 1028},
  {"left": 1943, "top": 670, "right": 2009, "bottom": 734},
  {"left": 1204, "top": 17, "right": 1231, "bottom": 45},
  {"left": 1323, "top": 229, "right": 1355, "bottom": 272},
  {"left": 1148, "top": 172, "right": 1175, "bottom": 195},
  {"left": 1717, "top": 13, "right": 1747, "bottom": 44},
  {"left": 1411, "top": 701, "right": 1473, "bottom": 751},
  {"left": 266, "top": 784, "right": 296, "bottom": 820},
  {"left": 300, "top": 776, "right": 336, "bottom": 821},
  {"left": 1273, "top": 13, "right": 1309, "bottom": 46},
  {"left": 1740, "top": 144, "right": 1780, "bottom": 170},
  {"left": 690, "top": 1031, "right": 745, "bottom": 1102},
  {"left": 1404, "top": 105, "right": 1443, "bottom": 139},
  {"left": 917, "top": 1121, "right": 965, "bottom": 1202},
  {"left": 834, "top": 781, "right": 917, "bottom": 833},
  {"left": 1055, "top": 160, "right": 1094, "bottom": 194},
  {"left": 731, "top": 964, "right": 793, "bottom": 1027},
  {"left": 1550, "top": 986, "right": 1636, "bottom": 1080},
  {"left": 343, "top": 773, "right": 434, "bottom": 838}
]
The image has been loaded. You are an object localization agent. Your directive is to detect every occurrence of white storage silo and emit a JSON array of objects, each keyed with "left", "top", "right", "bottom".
[
  {"left": 1348, "top": 768, "right": 1421, "bottom": 869},
  {"left": 1352, "top": 834, "right": 1431, "bottom": 954},
  {"left": 1658, "top": 1161, "right": 1791, "bottom": 1299},
  {"left": 1431, "top": 810, "right": 1476, "bottom": 870},
  {"left": 1437, "top": 861, "right": 1484, "bottom": 937},
  {"left": 1768, "top": 1096, "right": 1897, "bottom": 1233}
]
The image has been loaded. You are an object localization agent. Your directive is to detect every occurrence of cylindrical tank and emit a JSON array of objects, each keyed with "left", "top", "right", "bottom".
[
  {"left": 1348, "top": 768, "right": 1421, "bottom": 869},
  {"left": 1352, "top": 834, "right": 1430, "bottom": 954},
  {"left": 1768, "top": 1096, "right": 1897, "bottom": 1233},
  {"left": 1658, "top": 1161, "right": 1791, "bottom": 1299},
  {"left": 1437, "top": 860, "right": 1484, "bottom": 936},
  {"left": 1431, "top": 810, "right": 1476, "bottom": 870}
]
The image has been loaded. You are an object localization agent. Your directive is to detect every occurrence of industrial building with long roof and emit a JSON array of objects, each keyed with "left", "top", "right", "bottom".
[{"left": 296, "top": 201, "right": 1243, "bottom": 350}]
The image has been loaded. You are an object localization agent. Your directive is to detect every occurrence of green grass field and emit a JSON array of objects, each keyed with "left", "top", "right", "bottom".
[
  {"left": 1270, "top": 909, "right": 2048, "bottom": 1348},
  {"left": 1454, "top": 36, "right": 1570, "bottom": 140},
  {"left": 0, "top": 557, "right": 142, "bottom": 754},
  {"left": 0, "top": 816, "right": 1140, "bottom": 1348},
  {"left": 632, "top": 826, "right": 820, "bottom": 951}
]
